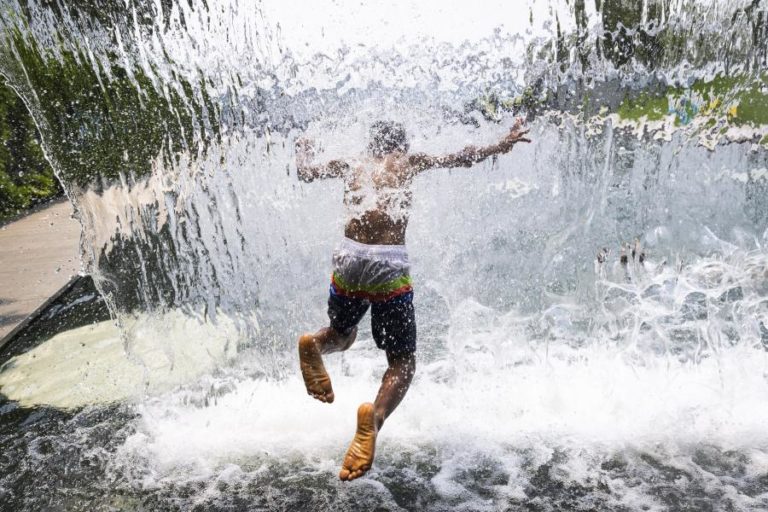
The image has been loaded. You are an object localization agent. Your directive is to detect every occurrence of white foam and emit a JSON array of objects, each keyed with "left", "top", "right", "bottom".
[{"left": 112, "top": 333, "right": 768, "bottom": 483}]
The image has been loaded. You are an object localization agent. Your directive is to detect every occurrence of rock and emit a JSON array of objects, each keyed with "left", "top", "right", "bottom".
[
  {"left": 642, "top": 284, "right": 662, "bottom": 299},
  {"left": 718, "top": 286, "right": 743, "bottom": 303},
  {"left": 681, "top": 292, "right": 708, "bottom": 321}
]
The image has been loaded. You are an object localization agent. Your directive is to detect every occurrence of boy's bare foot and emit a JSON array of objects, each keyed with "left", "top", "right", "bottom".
[
  {"left": 339, "top": 402, "right": 377, "bottom": 481},
  {"left": 298, "top": 334, "right": 334, "bottom": 403}
]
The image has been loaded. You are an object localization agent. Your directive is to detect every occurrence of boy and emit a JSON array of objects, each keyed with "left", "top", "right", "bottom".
[{"left": 296, "top": 119, "right": 530, "bottom": 481}]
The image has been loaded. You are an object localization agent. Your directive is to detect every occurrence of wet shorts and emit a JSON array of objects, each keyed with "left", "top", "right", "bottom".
[{"left": 327, "top": 238, "right": 417, "bottom": 355}]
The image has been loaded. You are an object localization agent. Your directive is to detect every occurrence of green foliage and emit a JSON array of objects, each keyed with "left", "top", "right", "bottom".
[
  {"left": 617, "top": 92, "right": 669, "bottom": 121},
  {"left": 734, "top": 83, "right": 768, "bottom": 126},
  {"left": 0, "top": 78, "right": 61, "bottom": 221}
]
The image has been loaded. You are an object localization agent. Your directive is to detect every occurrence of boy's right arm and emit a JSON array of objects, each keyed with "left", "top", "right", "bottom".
[{"left": 296, "top": 138, "right": 349, "bottom": 182}]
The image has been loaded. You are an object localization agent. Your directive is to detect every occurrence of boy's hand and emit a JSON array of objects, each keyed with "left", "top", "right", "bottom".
[
  {"left": 295, "top": 137, "right": 316, "bottom": 159},
  {"left": 503, "top": 117, "right": 531, "bottom": 146}
]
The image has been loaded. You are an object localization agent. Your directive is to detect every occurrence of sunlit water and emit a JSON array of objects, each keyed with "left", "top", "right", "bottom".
[{"left": 1, "top": 1, "right": 768, "bottom": 510}]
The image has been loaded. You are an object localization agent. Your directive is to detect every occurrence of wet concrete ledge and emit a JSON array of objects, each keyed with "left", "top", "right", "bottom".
[
  {"left": 0, "top": 274, "right": 111, "bottom": 363},
  {"left": 0, "top": 200, "right": 81, "bottom": 342},
  {"left": 0, "top": 276, "right": 78, "bottom": 353}
]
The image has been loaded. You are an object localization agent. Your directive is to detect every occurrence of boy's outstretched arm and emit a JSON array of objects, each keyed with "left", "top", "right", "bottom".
[
  {"left": 408, "top": 118, "right": 531, "bottom": 174},
  {"left": 296, "top": 138, "right": 350, "bottom": 182}
]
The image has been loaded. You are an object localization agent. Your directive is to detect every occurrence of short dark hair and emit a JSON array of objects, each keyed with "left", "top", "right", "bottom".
[{"left": 368, "top": 121, "right": 409, "bottom": 157}]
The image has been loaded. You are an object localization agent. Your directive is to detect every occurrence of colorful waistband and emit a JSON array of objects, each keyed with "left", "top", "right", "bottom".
[{"left": 331, "top": 271, "right": 413, "bottom": 302}]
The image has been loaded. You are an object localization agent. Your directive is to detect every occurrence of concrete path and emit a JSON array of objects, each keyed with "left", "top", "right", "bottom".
[{"left": 0, "top": 200, "right": 81, "bottom": 340}]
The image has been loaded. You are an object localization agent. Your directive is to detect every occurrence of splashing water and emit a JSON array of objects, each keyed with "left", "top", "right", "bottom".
[{"left": 1, "top": 0, "right": 768, "bottom": 510}]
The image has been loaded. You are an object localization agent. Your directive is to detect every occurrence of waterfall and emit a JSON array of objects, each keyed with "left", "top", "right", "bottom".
[{"left": 1, "top": 1, "right": 767, "bottom": 510}]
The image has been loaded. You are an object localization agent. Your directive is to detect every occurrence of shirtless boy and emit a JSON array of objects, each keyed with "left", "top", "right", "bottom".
[{"left": 296, "top": 119, "right": 530, "bottom": 481}]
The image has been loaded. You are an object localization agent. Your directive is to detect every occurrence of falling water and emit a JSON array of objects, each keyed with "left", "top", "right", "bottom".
[{"left": 1, "top": 0, "right": 768, "bottom": 510}]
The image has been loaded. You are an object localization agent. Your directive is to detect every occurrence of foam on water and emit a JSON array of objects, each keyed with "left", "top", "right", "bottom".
[{"left": 124, "top": 345, "right": 768, "bottom": 476}]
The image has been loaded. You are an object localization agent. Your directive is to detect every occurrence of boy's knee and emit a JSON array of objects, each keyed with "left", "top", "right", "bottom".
[
  {"left": 324, "top": 325, "right": 357, "bottom": 351},
  {"left": 337, "top": 326, "right": 358, "bottom": 350},
  {"left": 387, "top": 350, "right": 416, "bottom": 374}
]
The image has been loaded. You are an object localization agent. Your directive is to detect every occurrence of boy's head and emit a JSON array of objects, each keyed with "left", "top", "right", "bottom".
[{"left": 368, "top": 121, "right": 409, "bottom": 157}]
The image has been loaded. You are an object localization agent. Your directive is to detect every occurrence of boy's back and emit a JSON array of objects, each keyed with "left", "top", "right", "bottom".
[{"left": 342, "top": 154, "right": 415, "bottom": 245}]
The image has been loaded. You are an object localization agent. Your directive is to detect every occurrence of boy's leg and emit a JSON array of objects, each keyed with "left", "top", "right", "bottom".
[
  {"left": 301, "top": 326, "right": 358, "bottom": 355},
  {"left": 339, "top": 350, "right": 415, "bottom": 481},
  {"left": 373, "top": 350, "right": 416, "bottom": 430},
  {"left": 299, "top": 327, "right": 357, "bottom": 403},
  {"left": 339, "top": 293, "right": 417, "bottom": 481},
  {"left": 299, "top": 291, "right": 369, "bottom": 403}
]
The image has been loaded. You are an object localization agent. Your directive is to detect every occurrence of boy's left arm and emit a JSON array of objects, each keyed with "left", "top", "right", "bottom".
[{"left": 408, "top": 119, "right": 530, "bottom": 174}]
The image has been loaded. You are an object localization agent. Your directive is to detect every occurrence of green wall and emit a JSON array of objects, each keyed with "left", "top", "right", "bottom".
[{"left": 0, "top": 78, "right": 61, "bottom": 222}]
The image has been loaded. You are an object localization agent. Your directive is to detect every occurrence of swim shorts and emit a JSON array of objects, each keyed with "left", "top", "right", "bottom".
[{"left": 327, "top": 237, "right": 416, "bottom": 355}]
